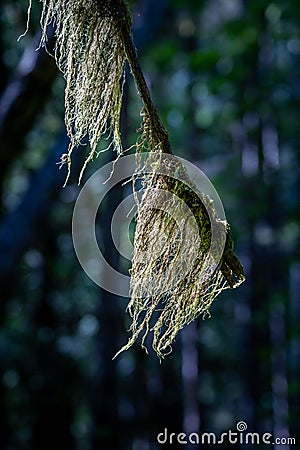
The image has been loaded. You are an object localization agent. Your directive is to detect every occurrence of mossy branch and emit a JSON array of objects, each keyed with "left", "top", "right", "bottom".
[
  {"left": 25, "top": 0, "right": 245, "bottom": 358},
  {"left": 110, "top": 0, "right": 172, "bottom": 154},
  {"left": 110, "top": 1, "right": 244, "bottom": 358}
]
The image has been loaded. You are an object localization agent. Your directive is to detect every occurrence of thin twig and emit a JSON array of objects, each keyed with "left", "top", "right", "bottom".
[{"left": 110, "top": 0, "right": 172, "bottom": 154}]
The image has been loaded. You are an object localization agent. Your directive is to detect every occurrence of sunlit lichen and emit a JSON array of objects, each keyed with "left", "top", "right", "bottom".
[
  {"left": 114, "top": 121, "right": 245, "bottom": 359},
  {"left": 34, "top": 0, "right": 131, "bottom": 184},
  {"left": 24, "top": 0, "right": 245, "bottom": 358}
]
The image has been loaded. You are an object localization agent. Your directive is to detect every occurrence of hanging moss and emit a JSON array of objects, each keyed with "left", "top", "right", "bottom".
[
  {"left": 114, "top": 135, "right": 245, "bottom": 359},
  {"left": 28, "top": 0, "right": 131, "bottom": 184},
  {"left": 24, "top": 0, "right": 245, "bottom": 358}
]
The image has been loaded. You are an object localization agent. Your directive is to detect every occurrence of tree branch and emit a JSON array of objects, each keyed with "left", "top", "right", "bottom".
[{"left": 110, "top": 0, "right": 172, "bottom": 153}]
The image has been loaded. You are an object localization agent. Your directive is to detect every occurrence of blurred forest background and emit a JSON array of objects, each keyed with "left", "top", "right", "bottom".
[{"left": 0, "top": 0, "right": 299, "bottom": 449}]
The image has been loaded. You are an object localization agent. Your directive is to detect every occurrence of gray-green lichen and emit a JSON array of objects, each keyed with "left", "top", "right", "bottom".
[
  {"left": 30, "top": 0, "right": 130, "bottom": 184},
  {"left": 23, "top": 0, "right": 245, "bottom": 358},
  {"left": 114, "top": 151, "right": 245, "bottom": 359}
]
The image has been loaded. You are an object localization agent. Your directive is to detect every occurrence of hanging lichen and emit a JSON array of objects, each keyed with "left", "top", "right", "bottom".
[
  {"left": 114, "top": 113, "right": 245, "bottom": 359},
  {"left": 25, "top": 0, "right": 131, "bottom": 184},
  {"left": 24, "top": 0, "right": 245, "bottom": 358}
]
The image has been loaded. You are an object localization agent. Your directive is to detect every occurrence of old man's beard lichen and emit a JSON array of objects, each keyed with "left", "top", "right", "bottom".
[
  {"left": 36, "top": 0, "right": 130, "bottom": 184},
  {"left": 23, "top": 0, "right": 245, "bottom": 358},
  {"left": 113, "top": 153, "right": 245, "bottom": 358}
]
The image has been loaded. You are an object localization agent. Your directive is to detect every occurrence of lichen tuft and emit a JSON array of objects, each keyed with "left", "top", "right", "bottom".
[{"left": 37, "top": 0, "right": 130, "bottom": 184}]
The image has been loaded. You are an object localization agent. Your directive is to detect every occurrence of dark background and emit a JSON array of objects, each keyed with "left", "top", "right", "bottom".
[{"left": 0, "top": 0, "right": 299, "bottom": 449}]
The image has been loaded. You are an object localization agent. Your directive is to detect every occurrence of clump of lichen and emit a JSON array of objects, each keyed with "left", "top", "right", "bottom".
[
  {"left": 113, "top": 117, "right": 245, "bottom": 359},
  {"left": 36, "top": 0, "right": 130, "bottom": 184}
]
